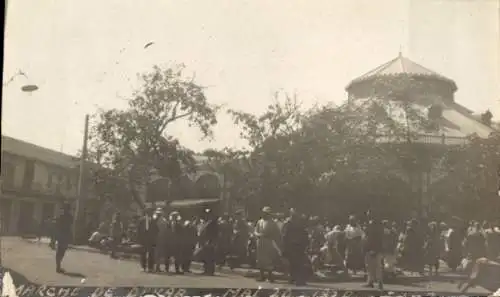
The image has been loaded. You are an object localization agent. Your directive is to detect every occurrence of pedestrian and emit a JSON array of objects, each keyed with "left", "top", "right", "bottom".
[
  {"left": 109, "top": 212, "right": 123, "bottom": 259},
  {"left": 344, "top": 215, "right": 365, "bottom": 275},
  {"left": 424, "top": 222, "right": 442, "bottom": 276},
  {"left": 282, "top": 209, "right": 309, "bottom": 286},
  {"left": 382, "top": 220, "right": 398, "bottom": 278},
  {"left": 216, "top": 213, "right": 232, "bottom": 268},
  {"left": 196, "top": 208, "right": 219, "bottom": 275},
  {"left": 400, "top": 219, "right": 425, "bottom": 275},
  {"left": 170, "top": 211, "right": 185, "bottom": 274},
  {"left": 445, "top": 217, "right": 465, "bottom": 272},
  {"left": 154, "top": 208, "right": 170, "bottom": 272},
  {"left": 182, "top": 220, "right": 198, "bottom": 273},
  {"left": 54, "top": 203, "right": 73, "bottom": 273},
  {"left": 363, "top": 219, "right": 384, "bottom": 291},
  {"left": 229, "top": 210, "right": 249, "bottom": 269},
  {"left": 465, "top": 222, "right": 487, "bottom": 260},
  {"left": 254, "top": 206, "right": 281, "bottom": 283},
  {"left": 137, "top": 207, "right": 158, "bottom": 272},
  {"left": 325, "top": 225, "right": 347, "bottom": 273}
]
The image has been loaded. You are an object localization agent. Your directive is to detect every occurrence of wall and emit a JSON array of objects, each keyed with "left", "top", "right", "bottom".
[
  {"left": 1, "top": 153, "right": 26, "bottom": 189},
  {"left": 0, "top": 152, "right": 78, "bottom": 234},
  {"left": 347, "top": 76, "right": 455, "bottom": 104},
  {"left": 33, "top": 162, "right": 78, "bottom": 198}
]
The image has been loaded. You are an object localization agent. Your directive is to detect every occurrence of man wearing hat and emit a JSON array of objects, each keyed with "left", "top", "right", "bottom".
[
  {"left": 154, "top": 208, "right": 171, "bottom": 272},
  {"left": 197, "top": 208, "right": 219, "bottom": 275},
  {"left": 169, "top": 211, "right": 185, "bottom": 274},
  {"left": 363, "top": 218, "right": 384, "bottom": 290},
  {"left": 216, "top": 213, "right": 232, "bottom": 268},
  {"left": 54, "top": 203, "right": 73, "bottom": 273},
  {"left": 181, "top": 219, "right": 198, "bottom": 273},
  {"left": 137, "top": 206, "right": 159, "bottom": 272}
]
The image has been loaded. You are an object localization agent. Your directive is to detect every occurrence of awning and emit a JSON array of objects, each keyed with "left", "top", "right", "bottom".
[{"left": 169, "top": 198, "right": 221, "bottom": 209}]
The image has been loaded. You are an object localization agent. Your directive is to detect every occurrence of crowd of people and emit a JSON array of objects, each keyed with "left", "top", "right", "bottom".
[{"left": 50, "top": 203, "right": 500, "bottom": 290}]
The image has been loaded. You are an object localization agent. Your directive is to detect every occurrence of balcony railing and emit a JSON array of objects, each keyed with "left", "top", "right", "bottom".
[{"left": 375, "top": 133, "right": 470, "bottom": 146}]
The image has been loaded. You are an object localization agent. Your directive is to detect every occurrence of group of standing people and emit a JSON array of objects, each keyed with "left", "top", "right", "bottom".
[
  {"left": 49, "top": 202, "right": 500, "bottom": 292},
  {"left": 248, "top": 208, "right": 500, "bottom": 290},
  {"left": 251, "top": 207, "right": 387, "bottom": 289},
  {"left": 135, "top": 207, "right": 217, "bottom": 275}
]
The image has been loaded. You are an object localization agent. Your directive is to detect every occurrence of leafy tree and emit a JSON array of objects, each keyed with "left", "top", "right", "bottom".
[
  {"left": 228, "top": 92, "right": 305, "bottom": 213},
  {"left": 88, "top": 64, "right": 219, "bottom": 210},
  {"left": 433, "top": 132, "right": 500, "bottom": 220},
  {"left": 229, "top": 76, "right": 444, "bottom": 218}
]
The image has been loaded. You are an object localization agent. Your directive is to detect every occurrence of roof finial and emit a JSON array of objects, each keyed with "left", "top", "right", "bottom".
[{"left": 398, "top": 45, "right": 403, "bottom": 57}]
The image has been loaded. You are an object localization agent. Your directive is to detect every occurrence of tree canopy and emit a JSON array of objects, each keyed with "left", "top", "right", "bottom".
[
  {"left": 88, "top": 64, "right": 219, "bottom": 211},
  {"left": 87, "top": 66, "right": 499, "bottom": 221}
]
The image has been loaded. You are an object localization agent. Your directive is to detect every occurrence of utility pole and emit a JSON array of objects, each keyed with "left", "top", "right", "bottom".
[{"left": 73, "top": 115, "right": 89, "bottom": 244}]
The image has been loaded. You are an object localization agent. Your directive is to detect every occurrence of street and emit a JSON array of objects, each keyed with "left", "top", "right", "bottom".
[{"left": 1, "top": 237, "right": 493, "bottom": 294}]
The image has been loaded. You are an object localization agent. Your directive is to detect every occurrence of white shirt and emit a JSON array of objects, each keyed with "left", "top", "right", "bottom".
[{"left": 345, "top": 224, "right": 364, "bottom": 240}]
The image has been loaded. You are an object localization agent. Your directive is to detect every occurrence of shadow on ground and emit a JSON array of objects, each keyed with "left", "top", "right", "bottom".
[
  {"left": 242, "top": 270, "right": 475, "bottom": 291},
  {"left": 60, "top": 271, "right": 86, "bottom": 278},
  {"left": 1, "top": 266, "right": 37, "bottom": 285}
]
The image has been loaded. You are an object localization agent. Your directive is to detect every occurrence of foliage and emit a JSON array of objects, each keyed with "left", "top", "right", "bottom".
[
  {"left": 88, "top": 64, "right": 219, "bottom": 210},
  {"left": 434, "top": 132, "right": 500, "bottom": 220},
  {"left": 226, "top": 77, "right": 451, "bottom": 219}
]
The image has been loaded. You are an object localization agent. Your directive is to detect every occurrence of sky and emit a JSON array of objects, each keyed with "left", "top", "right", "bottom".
[{"left": 3, "top": 0, "right": 499, "bottom": 155}]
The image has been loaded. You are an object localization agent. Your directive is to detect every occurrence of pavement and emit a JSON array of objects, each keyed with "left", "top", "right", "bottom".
[{"left": 0, "top": 236, "right": 493, "bottom": 294}]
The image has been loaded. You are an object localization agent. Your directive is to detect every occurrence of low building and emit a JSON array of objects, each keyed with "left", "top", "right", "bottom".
[{"left": 0, "top": 135, "right": 80, "bottom": 235}]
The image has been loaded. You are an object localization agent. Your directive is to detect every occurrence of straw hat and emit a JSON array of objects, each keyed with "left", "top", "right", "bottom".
[
  {"left": 262, "top": 206, "right": 272, "bottom": 214},
  {"left": 154, "top": 208, "right": 164, "bottom": 215}
]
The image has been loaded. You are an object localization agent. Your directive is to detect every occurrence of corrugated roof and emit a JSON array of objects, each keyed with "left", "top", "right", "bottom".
[
  {"left": 347, "top": 54, "right": 456, "bottom": 90},
  {"left": 1, "top": 135, "right": 79, "bottom": 168}
]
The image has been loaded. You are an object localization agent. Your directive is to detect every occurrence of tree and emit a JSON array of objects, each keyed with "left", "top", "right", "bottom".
[
  {"left": 202, "top": 148, "right": 253, "bottom": 209},
  {"left": 434, "top": 132, "right": 500, "bottom": 220},
  {"left": 229, "top": 76, "right": 443, "bottom": 218},
  {"left": 228, "top": 92, "right": 305, "bottom": 213},
  {"left": 88, "top": 64, "right": 220, "bottom": 210}
]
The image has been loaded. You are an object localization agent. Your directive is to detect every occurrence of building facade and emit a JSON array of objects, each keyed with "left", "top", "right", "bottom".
[
  {"left": 0, "top": 136, "right": 79, "bottom": 235},
  {"left": 145, "top": 155, "right": 224, "bottom": 206}
]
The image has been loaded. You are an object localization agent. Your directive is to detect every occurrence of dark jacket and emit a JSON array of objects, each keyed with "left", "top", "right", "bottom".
[
  {"left": 55, "top": 213, "right": 73, "bottom": 243},
  {"left": 282, "top": 218, "right": 309, "bottom": 258},
  {"left": 364, "top": 221, "right": 384, "bottom": 254},
  {"left": 199, "top": 219, "right": 218, "bottom": 245},
  {"left": 137, "top": 215, "right": 159, "bottom": 245}
]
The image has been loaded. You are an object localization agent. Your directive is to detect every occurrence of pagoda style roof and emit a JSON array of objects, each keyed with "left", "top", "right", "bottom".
[{"left": 346, "top": 53, "right": 457, "bottom": 92}]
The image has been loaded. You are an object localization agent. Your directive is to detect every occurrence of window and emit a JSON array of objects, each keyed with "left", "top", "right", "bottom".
[
  {"left": 66, "top": 175, "right": 72, "bottom": 191},
  {"left": 47, "top": 172, "right": 53, "bottom": 188},
  {"left": 23, "top": 160, "right": 35, "bottom": 189},
  {"left": 55, "top": 174, "right": 63, "bottom": 193},
  {"left": 1, "top": 163, "right": 16, "bottom": 188}
]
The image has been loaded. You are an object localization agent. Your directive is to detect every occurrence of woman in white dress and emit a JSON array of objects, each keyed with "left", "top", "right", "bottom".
[{"left": 254, "top": 207, "right": 281, "bottom": 282}]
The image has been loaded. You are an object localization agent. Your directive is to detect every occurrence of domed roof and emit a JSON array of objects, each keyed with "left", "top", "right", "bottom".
[{"left": 346, "top": 53, "right": 457, "bottom": 92}]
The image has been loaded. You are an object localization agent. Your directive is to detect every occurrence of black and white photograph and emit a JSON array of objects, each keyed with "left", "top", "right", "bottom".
[{"left": 1, "top": 0, "right": 500, "bottom": 296}]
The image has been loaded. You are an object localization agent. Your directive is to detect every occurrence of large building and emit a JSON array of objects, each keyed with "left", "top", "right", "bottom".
[
  {"left": 0, "top": 136, "right": 80, "bottom": 235},
  {"left": 345, "top": 53, "right": 497, "bottom": 217},
  {"left": 346, "top": 53, "right": 496, "bottom": 141}
]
